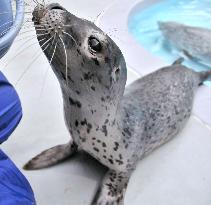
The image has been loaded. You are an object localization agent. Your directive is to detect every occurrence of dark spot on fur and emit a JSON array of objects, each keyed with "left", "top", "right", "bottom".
[
  {"left": 106, "top": 96, "right": 110, "bottom": 100},
  {"left": 87, "top": 123, "right": 92, "bottom": 133},
  {"left": 92, "top": 58, "right": 99, "bottom": 66},
  {"left": 102, "top": 142, "right": 106, "bottom": 147},
  {"left": 101, "top": 125, "right": 108, "bottom": 136},
  {"left": 76, "top": 90, "right": 80, "bottom": 95},
  {"left": 82, "top": 139, "right": 86, "bottom": 142},
  {"left": 81, "top": 119, "right": 87, "bottom": 126},
  {"left": 68, "top": 75, "right": 74, "bottom": 83},
  {"left": 115, "top": 159, "right": 123, "bottom": 165},
  {"left": 93, "top": 147, "right": 99, "bottom": 152},
  {"left": 110, "top": 177, "right": 114, "bottom": 182},
  {"left": 113, "top": 142, "right": 119, "bottom": 151},
  {"left": 110, "top": 76, "right": 113, "bottom": 84},
  {"left": 167, "top": 116, "right": 171, "bottom": 123},
  {"left": 69, "top": 97, "right": 82, "bottom": 108},
  {"left": 77, "top": 49, "right": 81, "bottom": 55},
  {"left": 97, "top": 75, "right": 102, "bottom": 83},
  {"left": 75, "top": 120, "right": 79, "bottom": 127},
  {"left": 91, "top": 86, "right": 96, "bottom": 91},
  {"left": 123, "top": 127, "right": 131, "bottom": 136},
  {"left": 83, "top": 72, "right": 94, "bottom": 80},
  {"left": 105, "top": 57, "right": 110, "bottom": 63},
  {"left": 108, "top": 159, "right": 114, "bottom": 164},
  {"left": 79, "top": 136, "right": 86, "bottom": 142}
]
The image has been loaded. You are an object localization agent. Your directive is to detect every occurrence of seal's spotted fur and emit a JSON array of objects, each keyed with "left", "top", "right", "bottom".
[{"left": 24, "top": 3, "right": 211, "bottom": 205}]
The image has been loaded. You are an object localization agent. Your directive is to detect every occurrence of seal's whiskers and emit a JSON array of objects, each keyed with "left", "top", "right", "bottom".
[
  {"left": 15, "top": 35, "right": 37, "bottom": 42},
  {"left": 15, "top": 35, "right": 54, "bottom": 86},
  {"left": 4, "top": 37, "right": 46, "bottom": 69},
  {"left": 59, "top": 35, "right": 68, "bottom": 84},
  {"left": 40, "top": 33, "right": 59, "bottom": 97},
  {"left": 18, "top": 28, "right": 48, "bottom": 35},
  {"left": 62, "top": 31, "right": 78, "bottom": 47}
]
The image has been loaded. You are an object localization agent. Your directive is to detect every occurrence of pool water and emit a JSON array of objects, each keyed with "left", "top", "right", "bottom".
[{"left": 128, "top": 0, "right": 211, "bottom": 87}]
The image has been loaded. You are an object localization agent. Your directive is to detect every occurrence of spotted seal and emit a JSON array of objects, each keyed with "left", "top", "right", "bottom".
[
  {"left": 159, "top": 21, "right": 211, "bottom": 66},
  {"left": 24, "top": 3, "right": 211, "bottom": 205}
]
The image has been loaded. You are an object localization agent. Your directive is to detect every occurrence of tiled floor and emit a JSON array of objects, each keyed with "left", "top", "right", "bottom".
[{"left": 1, "top": 0, "right": 211, "bottom": 205}]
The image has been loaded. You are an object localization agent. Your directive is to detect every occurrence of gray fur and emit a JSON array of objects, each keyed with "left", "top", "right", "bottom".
[
  {"left": 24, "top": 4, "right": 211, "bottom": 205},
  {"left": 159, "top": 21, "right": 211, "bottom": 65}
]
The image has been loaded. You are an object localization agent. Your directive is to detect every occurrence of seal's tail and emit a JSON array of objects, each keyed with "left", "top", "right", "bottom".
[
  {"left": 23, "top": 141, "right": 77, "bottom": 170},
  {"left": 198, "top": 70, "right": 211, "bottom": 85}
]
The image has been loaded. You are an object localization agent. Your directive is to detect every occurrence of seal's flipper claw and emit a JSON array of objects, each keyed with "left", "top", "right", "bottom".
[
  {"left": 91, "top": 170, "right": 129, "bottom": 205},
  {"left": 172, "top": 57, "right": 185, "bottom": 65},
  {"left": 23, "top": 141, "right": 77, "bottom": 170}
]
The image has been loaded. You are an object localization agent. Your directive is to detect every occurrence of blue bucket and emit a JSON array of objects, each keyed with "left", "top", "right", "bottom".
[{"left": 0, "top": 0, "right": 24, "bottom": 59}]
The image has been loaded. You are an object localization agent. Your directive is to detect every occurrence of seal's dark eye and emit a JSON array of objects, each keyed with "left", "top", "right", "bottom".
[{"left": 89, "top": 37, "right": 102, "bottom": 52}]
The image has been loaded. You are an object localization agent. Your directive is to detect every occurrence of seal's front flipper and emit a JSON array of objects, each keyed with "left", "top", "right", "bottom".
[
  {"left": 23, "top": 141, "right": 77, "bottom": 170},
  {"left": 91, "top": 170, "right": 129, "bottom": 205},
  {"left": 172, "top": 57, "right": 184, "bottom": 65}
]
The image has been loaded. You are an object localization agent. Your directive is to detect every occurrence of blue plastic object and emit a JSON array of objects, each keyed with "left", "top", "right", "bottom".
[
  {"left": 0, "top": 71, "right": 22, "bottom": 144},
  {"left": 0, "top": 150, "right": 36, "bottom": 205},
  {"left": 0, "top": 0, "right": 24, "bottom": 58},
  {"left": 0, "top": 71, "right": 36, "bottom": 205}
]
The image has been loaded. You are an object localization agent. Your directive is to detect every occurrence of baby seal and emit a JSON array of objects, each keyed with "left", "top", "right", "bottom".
[
  {"left": 24, "top": 3, "right": 211, "bottom": 205},
  {"left": 159, "top": 21, "right": 211, "bottom": 66}
]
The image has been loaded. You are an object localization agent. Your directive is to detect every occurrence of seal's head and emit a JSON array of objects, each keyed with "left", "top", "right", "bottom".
[
  {"left": 32, "top": 3, "right": 127, "bottom": 106},
  {"left": 158, "top": 21, "right": 184, "bottom": 37}
]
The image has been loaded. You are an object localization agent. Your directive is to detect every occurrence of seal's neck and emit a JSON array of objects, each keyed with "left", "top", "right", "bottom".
[
  {"left": 62, "top": 82, "right": 121, "bottom": 119},
  {"left": 60, "top": 81, "right": 124, "bottom": 142}
]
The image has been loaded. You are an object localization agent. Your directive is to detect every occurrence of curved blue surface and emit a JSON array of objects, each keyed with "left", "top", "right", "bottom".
[
  {"left": 0, "top": 150, "right": 36, "bottom": 205},
  {"left": 0, "top": 71, "right": 22, "bottom": 144},
  {"left": 0, "top": 71, "right": 36, "bottom": 205}
]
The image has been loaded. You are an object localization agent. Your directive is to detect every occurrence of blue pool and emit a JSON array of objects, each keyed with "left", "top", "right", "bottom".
[{"left": 128, "top": 0, "right": 211, "bottom": 86}]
